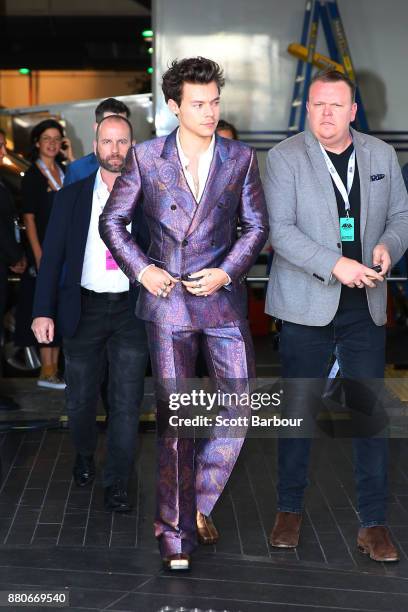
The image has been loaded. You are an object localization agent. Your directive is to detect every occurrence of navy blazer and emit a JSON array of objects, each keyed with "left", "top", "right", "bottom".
[
  {"left": 63, "top": 152, "right": 98, "bottom": 187},
  {"left": 33, "top": 171, "right": 149, "bottom": 338}
]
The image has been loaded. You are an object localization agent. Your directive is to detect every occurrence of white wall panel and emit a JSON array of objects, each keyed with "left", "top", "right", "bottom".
[{"left": 153, "top": 0, "right": 408, "bottom": 135}]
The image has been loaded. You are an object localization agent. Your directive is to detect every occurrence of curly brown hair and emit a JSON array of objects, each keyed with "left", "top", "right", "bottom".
[{"left": 162, "top": 57, "right": 225, "bottom": 106}]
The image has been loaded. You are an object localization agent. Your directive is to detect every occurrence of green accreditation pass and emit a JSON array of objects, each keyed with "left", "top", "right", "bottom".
[{"left": 340, "top": 216, "right": 354, "bottom": 242}]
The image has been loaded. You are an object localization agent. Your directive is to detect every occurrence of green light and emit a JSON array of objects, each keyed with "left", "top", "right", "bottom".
[
  {"left": 147, "top": 67, "right": 153, "bottom": 74},
  {"left": 142, "top": 29, "right": 154, "bottom": 38},
  {"left": 19, "top": 68, "right": 31, "bottom": 75},
  {"left": 148, "top": 47, "right": 153, "bottom": 54}
]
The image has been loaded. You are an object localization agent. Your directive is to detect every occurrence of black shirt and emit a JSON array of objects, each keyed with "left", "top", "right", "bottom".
[
  {"left": 326, "top": 143, "right": 367, "bottom": 310},
  {"left": 21, "top": 162, "right": 64, "bottom": 264}
]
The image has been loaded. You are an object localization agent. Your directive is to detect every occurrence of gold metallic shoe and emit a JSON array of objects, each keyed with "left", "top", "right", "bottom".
[
  {"left": 162, "top": 553, "right": 191, "bottom": 571},
  {"left": 196, "top": 511, "right": 219, "bottom": 545}
]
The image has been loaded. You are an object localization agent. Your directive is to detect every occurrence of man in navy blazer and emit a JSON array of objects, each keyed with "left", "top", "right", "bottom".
[
  {"left": 32, "top": 116, "right": 148, "bottom": 512},
  {"left": 64, "top": 97, "right": 130, "bottom": 187},
  {"left": 64, "top": 98, "right": 149, "bottom": 419}
]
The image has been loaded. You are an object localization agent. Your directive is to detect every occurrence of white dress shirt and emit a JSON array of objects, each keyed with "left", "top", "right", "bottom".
[
  {"left": 138, "top": 130, "right": 216, "bottom": 282},
  {"left": 176, "top": 131, "right": 231, "bottom": 285},
  {"left": 176, "top": 129, "right": 215, "bottom": 202},
  {"left": 81, "top": 169, "right": 130, "bottom": 292}
]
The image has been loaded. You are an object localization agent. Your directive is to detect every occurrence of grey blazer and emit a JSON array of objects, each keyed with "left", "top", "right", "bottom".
[{"left": 265, "top": 128, "right": 408, "bottom": 326}]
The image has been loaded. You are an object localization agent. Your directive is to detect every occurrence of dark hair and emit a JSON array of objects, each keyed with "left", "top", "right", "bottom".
[
  {"left": 162, "top": 57, "right": 225, "bottom": 106},
  {"left": 216, "top": 119, "right": 238, "bottom": 140},
  {"left": 95, "top": 98, "right": 131, "bottom": 123},
  {"left": 95, "top": 114, "right": 133, "bottom": 141},
  {"left": 309, "top": 69, "right": 356, "bottom": 102},
  {"left": 30, "top": 119, "right": 65, "bottom": 162},
  {"left": 0, "top": 128, "right": 6, "bottom": 138}
]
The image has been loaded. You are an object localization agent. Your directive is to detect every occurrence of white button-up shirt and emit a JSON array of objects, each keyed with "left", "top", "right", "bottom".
[
  {"left": 81, "top": 169, "right": 130, "bottom": 292},
  {"left": 176, "top": 129, "right": 215, "bottom": 202}
]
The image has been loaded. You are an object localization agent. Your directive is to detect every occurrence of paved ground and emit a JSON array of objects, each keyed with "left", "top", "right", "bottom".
[
  {"left": 1, "top": 332, "right": 408, "bottom": 611},
  {"left": 1, "top": 428, "right": 408, "bottom": 611}
]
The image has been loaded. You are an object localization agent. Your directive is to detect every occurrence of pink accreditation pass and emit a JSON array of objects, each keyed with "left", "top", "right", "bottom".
[{"left": 105, "top": 250, "right": 119, "bottom": 270}]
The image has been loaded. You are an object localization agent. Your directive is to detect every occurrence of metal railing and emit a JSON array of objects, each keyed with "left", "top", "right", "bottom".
[
  {"left": 8, "top": 275, "right": 408, "bottom": 284},
  {"left": 239, "top": 130, "right": 408, "bottom": 153},
  {"left": 247, "top": 276, "right": 408, "bottom": 283}
]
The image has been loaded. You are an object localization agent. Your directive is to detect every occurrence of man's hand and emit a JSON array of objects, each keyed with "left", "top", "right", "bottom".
[
  {"left": 182, "top": 268, "right": 229, "bottom": 296},
  {"left": 332, "top": 256, "right": 384, "bottom": 289},
  {"left": 373, "top": 243, "right": 391, "bottom": 276},
  {"left": 141, "top": 265, "right": 178, "bottom": 298},
  {"left": 32, "top": 317, "right": 55, "bottom": 344},
  {"left": 9, "top": 256, "right": 27, "bottom": 274}
]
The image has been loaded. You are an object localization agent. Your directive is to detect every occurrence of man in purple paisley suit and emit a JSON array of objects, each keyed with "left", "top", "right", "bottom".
[{"left": 99, "top": 57, "right": 268, "bottom": 570}]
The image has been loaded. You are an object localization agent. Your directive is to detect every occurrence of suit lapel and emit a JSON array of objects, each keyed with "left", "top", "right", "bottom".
[
  {"left": 351, "top": 128, "right": 371, "bottom": 240},
  {"left": 305, "top": 130, "right": 340, "bottom": 234},
  {"left": 75, "top": 172, "right": 96, "bottom": 264},
  {"left": 186, "top": 135, "right": 236, "bottom": 236},
  {"left": 154, "top": 130, "right": 197, "bottom": 220}
]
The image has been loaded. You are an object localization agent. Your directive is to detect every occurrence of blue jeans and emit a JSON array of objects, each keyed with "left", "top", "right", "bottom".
[{"left": 278, "top": 308, "right": 387, "bottom": 527}]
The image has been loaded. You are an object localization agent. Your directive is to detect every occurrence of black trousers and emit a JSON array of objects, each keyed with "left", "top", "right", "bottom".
[
  {"left": 0, "top": 263, "right": 8, "bottom": 379},
  {"left": 63, "top": 293, "right": 148, "bottom": 487}
]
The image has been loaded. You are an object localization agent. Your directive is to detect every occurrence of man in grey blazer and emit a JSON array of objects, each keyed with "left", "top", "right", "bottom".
[{"left": 265, "top": 69, "right": 408, "bottom": 563}]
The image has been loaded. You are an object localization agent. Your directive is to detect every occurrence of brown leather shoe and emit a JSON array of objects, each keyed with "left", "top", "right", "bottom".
[
  {"left": 162, "top": 553, "right": 191, "bottom": 571},
  {"left": 357, "top": 526, "right": 399, "bottom": 562},
  {"left": 196, "top": 511, "right": 219, "bottom": 545},
  {"left": 270, "top": 511, "right": 302, "bottom": 548}
]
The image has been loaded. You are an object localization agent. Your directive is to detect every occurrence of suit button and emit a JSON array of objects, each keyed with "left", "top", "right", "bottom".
[
  {"left": 182, "top": 239, "right": 188, "bottom": 247},
  {"left": 337, "top": 243, "right": 341, "bottom": 248},
  {"left": 171, "top": 205, "right": 177, "bottom": 210}
]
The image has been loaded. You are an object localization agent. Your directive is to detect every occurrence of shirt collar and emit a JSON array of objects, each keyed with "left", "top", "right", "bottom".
[
  {"left": 94, "top": 168, "right": 110, "bottom": 197},
  {"left": 176, "top": 129, "right": 215, "bottom": 169}
]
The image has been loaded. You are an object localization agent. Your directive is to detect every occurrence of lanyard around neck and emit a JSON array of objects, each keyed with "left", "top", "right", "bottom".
[
  {"left": 319, "top": 143, "right": 355, "bottom": 215},
  {"left": 36, "top": 159, "right": 64, "bottom": 191}
]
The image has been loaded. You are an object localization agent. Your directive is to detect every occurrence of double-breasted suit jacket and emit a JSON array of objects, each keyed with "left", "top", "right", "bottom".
[{"left": 99, "top": 129, "right": 269, "bottom": 328}]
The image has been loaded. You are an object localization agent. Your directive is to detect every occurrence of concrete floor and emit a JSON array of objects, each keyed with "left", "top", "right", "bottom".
[{"left": 1, "top": 332, "right": 408, "bottom": 611}]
